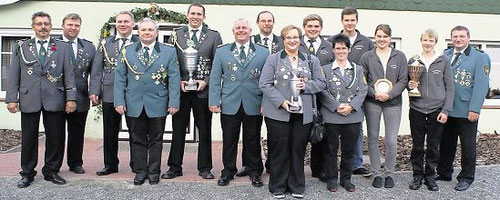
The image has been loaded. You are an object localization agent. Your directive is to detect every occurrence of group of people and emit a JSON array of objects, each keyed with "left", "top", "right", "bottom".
[{"left": 5, "top": 2, "right": 491, "bottom": 199}]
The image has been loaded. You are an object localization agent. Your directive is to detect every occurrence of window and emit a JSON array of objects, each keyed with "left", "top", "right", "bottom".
[
  {"left": 0, "top": 28, "right": 62, "bottom": 99},
  {"left": 446, "top": 40, "right": 500, "bottom": 108}
]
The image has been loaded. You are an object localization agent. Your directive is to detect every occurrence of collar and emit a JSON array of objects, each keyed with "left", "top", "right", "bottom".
[
  {"left": 235, "top": 41, "right": 250, "bottom": 50},
  {"left": 188, "top": 25, "right": 201, "bottom": 33},
  {"left": 62, "top": 35, "right": 79, "bottom": 45},
  {"left": 115, "top": 34, "right": 133, "bottom": 41},
  {"left": 35, "top": 36, "right": 49, "bottom": 44},
  {"left": 141, "top": 41, "right": 156, "bottom": 50},
  {"left": 280, "top": 50, "right": 306, "bottom": 61},
  {"left": 419, "top": 52, "right": 440, "bottom": 62},
  {"left": 454, "top": 45, "right": 471, "bottom": 56},
  {"left": 331, "top": 60, "right": 353, "bottom": 70},
  {"left": 259, "top": 33, "right": 273, "bottom": 42},
  {"left": 303, "top": 35, "right": 319, "bottom": 44}
]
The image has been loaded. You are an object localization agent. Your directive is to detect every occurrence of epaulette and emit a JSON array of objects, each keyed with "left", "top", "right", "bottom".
[
  {"left": 164, "top": 43, "right": 174, "bottom": 47},
  {"left": 474, "top": 47, "right": 484, "bottom": 53},
  {"left": 207, "top": 28, "right": 218, "bottom": 33},
  {"left": 217, "top": 43, "right": 230, "bottom": 48},
  {"left": 16, "top": 38, "right": 29, "bottom": 46},
  {"left": 80, "top": 38, "right": 93, "bottom": 44},
  {"left": 53, "top": 38, "right": 64, "bottom": 42},
  {"left": 173, "top": 27, "right": 183, "bottom": 32},
  {"left": 444, "top": 47, "right": 453, "bottom": 51}
]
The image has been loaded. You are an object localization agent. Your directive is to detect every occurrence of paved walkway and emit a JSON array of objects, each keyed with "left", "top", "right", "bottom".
[{"left": 0, "top": 138, "right": 499, "bottom": 199}]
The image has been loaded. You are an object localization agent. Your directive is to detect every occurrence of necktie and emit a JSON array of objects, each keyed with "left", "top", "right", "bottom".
[
  {"left": 239, "top": 46, "right": 246, "bottom": 61},
  {"left": 38, "top": 40, "right": 47, "bottom": 65},
  {"left": 120, "top": 38, "right": 127, "bottom": 50},
  {"left": 263, "top": 37, "right": 269, "bottom": 47},
  {"left": 144, "top": 47, "right": 150, "bottom": 60},
  {"left": 191, "top": 30, "right": 199, "bottom": 46},
  {"left": 308, "top": 39, "right": 315, "bottom": 54},
  {"left": 451, "top": 52, "right": 461, "bottom": 66},
  {"left": 68, "top": 41, "right": 77, "bottom": 64}
]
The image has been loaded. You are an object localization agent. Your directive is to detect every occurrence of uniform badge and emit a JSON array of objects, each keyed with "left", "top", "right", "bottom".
[
  {"left": 27, "top": 68, "right": 33, "bottom": 75},
  {"left": 51, "top": 61, "right": 56, "bottom": 68},
  {"left": 135, "top": 75, "right": 140, "bottom": 81},
  {"left": 485, "top": 65, "right": 490, "bottom": 76},
  {"left": 283, "top": 74, "right": 288, "bottom": 80}
]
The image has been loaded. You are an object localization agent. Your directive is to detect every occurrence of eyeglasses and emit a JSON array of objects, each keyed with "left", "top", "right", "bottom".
[
  {"left": 285, "top": 36, "right": 300, "bottom": 40},
  {"left": 33, "top": 22, "right": 51, "bottom": 27}
]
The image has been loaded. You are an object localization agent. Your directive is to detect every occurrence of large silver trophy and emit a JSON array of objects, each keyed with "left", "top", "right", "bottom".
[
  {"left": 408, "top": 55, "right": 425, "bottom": 97},
  {"left": 289, "top": 74, "right": 302, "bottom": 112},
  {"left": 183, "top": 46, "right": 199, "bottom": 91}
]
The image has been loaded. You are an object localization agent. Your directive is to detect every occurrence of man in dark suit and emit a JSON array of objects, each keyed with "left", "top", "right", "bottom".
[
  {"left": 58, "top": 13, "right": 96, "bottom": 175},
  {"left": 299, "top": 14, "right": 333, "bottom": 182},
  {"left": 90, "top": 11, "right": 139, "bottom": 176},
  {"left": 209, "top": 18, "right": 269, "bottom": 187},
  {"left": 164, "top": 2, "right": 222, "bottom": 180},
  {"left": 6, "top": 11, "right": 76, "bottom": 188},
  {"left": 115, "top": 18, "right": 180, "bottom": 185}
]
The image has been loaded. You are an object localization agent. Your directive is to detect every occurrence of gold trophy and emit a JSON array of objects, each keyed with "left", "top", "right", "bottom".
[{"left": 408, "top": 55, "right": 425, "bottom": 97}]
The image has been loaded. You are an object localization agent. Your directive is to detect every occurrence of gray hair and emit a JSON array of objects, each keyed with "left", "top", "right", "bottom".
[
  {"left": 31, "top": 11, "right": 51, "bottom": 25},
  {"left": 233, "top": 18, "right": 251, "bottom": 30},
  {"left": 115, "top": 11, "right": 135, "bottom": 22},
  {"left": 420, "top": 29, "right": 439, "bottom": 42},
  {"left": 138, "top": 18, "right": 159, "bottom": 30}
]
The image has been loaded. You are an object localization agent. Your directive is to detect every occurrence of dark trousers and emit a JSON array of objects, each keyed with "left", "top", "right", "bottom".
[
  {"left": 65, "top": 111, "right": 88, "bottom": 168},
  {"left": 127, "top": 109, "right": 166, "bottom": 177},
  {"left": 310, "top": 139, "right": 326, "bottom": 176},
  {"left": 324, "top": 123, "right": 360, "bottom": 183},
  {"left": 438, "top": 116, "right": 478, "bottom": 184},
  {"left": 266, "top": 115, "right": 311, "bottom": 194},
  {"left": 409, "top": 108, "right": 443, "bottom": 178},
  {"left": 220, "top": 105, "right": 263, "bottom": 177},
  {"left": 20, "top": 109, "right": 65, "bottom": 177},
  {"left": 241, "top": 117, "right": 264, "bottom": 173},
  {"left": 102, "top": 102, "right": 121, "bottom": 170},
  {"left": 168, "top": 93, "right": 212, "bottom": 173}
]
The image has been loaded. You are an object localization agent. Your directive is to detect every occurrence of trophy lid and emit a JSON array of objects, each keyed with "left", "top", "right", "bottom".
[
  {"left": 183, "top": 46, "right": 198, "bottom": 54},
  {"left": 409, "top": 54, "right": 424, "bottom": 67}
]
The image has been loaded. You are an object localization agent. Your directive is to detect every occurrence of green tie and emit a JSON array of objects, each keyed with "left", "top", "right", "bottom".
[
  {"left": 308, "top": 39, "right": 315, "bottom": 54},
  {"left": 451, "top": 52, "right": 461, "bottom": 66},
  {"left": 239, "top": 46, "right": 246, "bottom": 61},
  {"left": 120, "top": 38, "right": 127, "bottom": 50},
  {"left": 263, "top": 37, "right": 269, "bottom": 47},
  {"left": 68, "top": 41, "right": 77, "bottom": 65},
  {"left": 38, "top": 40, "right": 47, "bottom": 64},
  {"left": 191, "top": 30, "right": 198, "bottom": 46},
  {"left": 144, "top": 47, "right": 150, "bottom": 60}
]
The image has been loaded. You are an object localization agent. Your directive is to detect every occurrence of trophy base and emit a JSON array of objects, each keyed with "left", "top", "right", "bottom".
[
  {"left": 289, "top": 104, "right": 302, "bottom": 113},
  {"left": 184, "top": 84, "right": 198, "bottom": 91},
  {"left": 408, "top": 88, "right": 421, "bottom": 97}
]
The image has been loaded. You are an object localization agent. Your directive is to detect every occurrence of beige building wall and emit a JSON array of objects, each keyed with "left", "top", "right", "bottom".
[{"left": 1, "top": 1, "right": 499, "bottom": 140}]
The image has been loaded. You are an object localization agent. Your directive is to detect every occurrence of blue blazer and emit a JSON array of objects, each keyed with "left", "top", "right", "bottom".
[
  {"left": 444, "top": 46, "right": 490, "bottom": 118},
  {"left": 114, "top": 42, "right": 180, "bottom": 118},
  {"left": 209, "top": 42, "right": 269, "bottom": 116}
]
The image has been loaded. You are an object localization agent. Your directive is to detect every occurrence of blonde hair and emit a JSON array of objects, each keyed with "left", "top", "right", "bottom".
[
  {"left": 420, "top": 29, "right": 438, "bottom": 42},
  {"left": 280, "top": 25, "right": 302, "bottom": 39}
]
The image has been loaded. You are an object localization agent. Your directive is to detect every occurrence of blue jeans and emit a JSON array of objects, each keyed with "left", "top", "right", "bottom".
[{"left": 353, "top": 126, "right": 364, "bottom": 169}]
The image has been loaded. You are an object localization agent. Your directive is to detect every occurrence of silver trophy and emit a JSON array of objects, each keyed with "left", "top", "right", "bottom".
[
  {"left": 289, "top": 74, "right": 302, "bottom": 112},
  {"left": 183, "top": 46, "right": 199, "bottom": 91}
]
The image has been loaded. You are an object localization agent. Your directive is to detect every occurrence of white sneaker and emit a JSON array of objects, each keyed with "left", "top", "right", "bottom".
[
  {"left": 272, "top": 193, "right": 285, "bottom": 199},
  {"left": 291, "top": 193, "right": 304, "bottom": 198}
]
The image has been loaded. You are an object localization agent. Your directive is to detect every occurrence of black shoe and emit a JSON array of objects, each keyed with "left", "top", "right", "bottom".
[
  {"left": 352, "top": 167, "right": 372, "bottom": 177},
  {"left": 17, "top": 176, "right": 34, "bottom": 188},
  {"left": 409, "top": 177, "right": 423, "bottom": 190},
  {"left": 436, "top": 175, "right": 452, "bottom": 182},
  {"left": 372, "top": 176, "right": 383, "bottom": 188},
  {"left": 235, "top": 167, "right": 248, "bottom": 177},
  {"left": 161, "top": 170, "right": 183, "bottom": 179},
  {"left": 424, "top": 177, "right": 439, "bottom": 191},
  {"left": 133, "top": 174, "right": 146, "bottom": 186},
  {"left": 69, "top": 166, "right": 85, "bottom": 174},
  {"left": 327, "top": 180, "right": 338, "bottom": 192},
  {"left": 250, "top": 175, "right": 263, "bottom": 187},
  {"left": 44, "top": 174, "right": 66, "bottom": 185},
  {"left": 149, "top": 174, "right": 160, "bottom": 185},
  {"left": 272, "top": 193, "right": 285, "bottom": 199},
  {"left": 291, "top": 193, "right": 304, "bottom": 199},
  {"left": 340, "top": 181, "right": 356, "bottom": 192},
  {"left": 384, "top": 176, "right": 394, "bottom": 188},
  {"left": 318, "top": 173, "right": 328, "bottom": 183},
  {"left": 455, "top": 181, "right": 470, "bottom": 191},
  {"left": 217, "top": 176, "right": 233, "bottom": 186},
  {"left": 198, "top": 171, "right": 214, "bottom": 179},
  {"left": 96, "top": 168, "right": 118, "bottom": 176}
]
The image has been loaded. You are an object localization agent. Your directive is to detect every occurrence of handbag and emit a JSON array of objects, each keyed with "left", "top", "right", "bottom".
[{"left": 306, "top": 54, "right": 325, "bottom": 144}]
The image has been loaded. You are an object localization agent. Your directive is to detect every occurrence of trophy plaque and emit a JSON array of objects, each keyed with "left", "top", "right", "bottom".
[
  {"left": 183, "top": 46, "right": 199, "bottom": 91},
  {"left": 374, "top": 78, "right": 393, "bottom": 93},
  {"left": 408, "top": 55, "right": 425, "bottom": 97},
  {"left": 289, "top": 74, "right": 303, "bottom": 113}
]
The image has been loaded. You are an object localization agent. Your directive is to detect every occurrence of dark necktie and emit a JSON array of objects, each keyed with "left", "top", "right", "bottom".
[
  {"left": 308, "top": 39, "right": 315, "bottom": 54},
  {"left": 120, "top": 38, "right": 127, "bottom": 50},
  {"left": 451, "top": 52, "right": 461, "bottom": 66},
  {"left": 239, "top": 46, "right": 246, "bottom": 61},
  {"left": 38, "top": 40, "right": 47, "bottom": 64},
  {"left": 68, "top": 41, "right": 77, "bottom": 64},
  {"left": 263, "top": 37, "right": 269, "bottom": 47},
  {"left": 191, "top": 30, "right": 199, "bottom": 46},
  {"left": 144, "top": 47, "right": 150, "bottom": 60}
]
